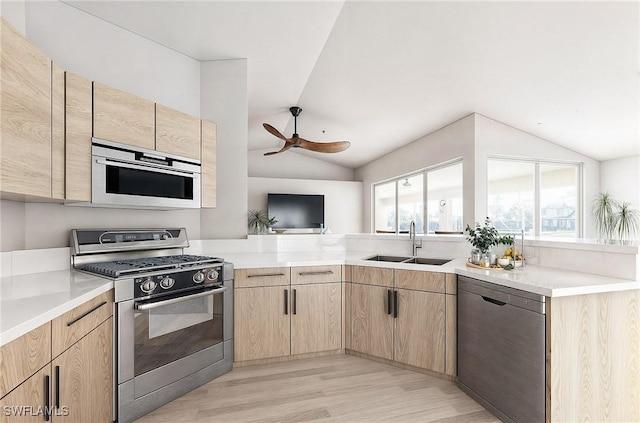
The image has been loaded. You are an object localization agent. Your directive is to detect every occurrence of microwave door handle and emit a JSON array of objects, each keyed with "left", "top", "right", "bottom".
[
  {"left": 135, "top": 286, "right": 227, "bottom": 311},
  {"left": 95, "top": 158, "right": 196, "bottom": 177}
]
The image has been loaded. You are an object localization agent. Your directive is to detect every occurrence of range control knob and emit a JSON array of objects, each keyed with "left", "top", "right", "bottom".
[
  {"left": 206, "top": 269, "right": 219, "bottom": 281},
  {"left": 160, "top": 277, "right": 175, "bottom": 289},
  {"left": 193, "top": 271, "right": 205, "bottom": 284},
  {"left": 140, "top": 278, "right": 157, "bottom": 293}
]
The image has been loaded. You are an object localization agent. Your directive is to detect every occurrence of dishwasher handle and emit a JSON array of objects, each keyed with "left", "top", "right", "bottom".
[{"left": 482, "top": 296, "right": 507, "bottom": 306}]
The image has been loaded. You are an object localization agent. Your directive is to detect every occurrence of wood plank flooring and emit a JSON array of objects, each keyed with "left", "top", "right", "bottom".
[{"left": 134, "top": 354, "right": 499, "bottom": 423}]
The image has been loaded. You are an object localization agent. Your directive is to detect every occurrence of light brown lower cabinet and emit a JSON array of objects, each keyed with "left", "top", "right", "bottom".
[
  {"left": 51, "top": 317, "right": 112, "bottom": 423},
  {"left": 347, "top": 266, "right": 454, "bottom": 377},
  {"left": 234, "top": 286, "right": 291, "bottom": 361},
  {"left": 0, "top": 293, "right": 113, "bottom": 422},
  {"left": 0, "top": 366, "right": 51, "bottom": 423},
  {"left": 394, "top": 289, "right": 445, "bottom": 372},
  {"left": 290, "top": 283, "right": 341, "bottom": 355},
  {"left": 234, "top": 266, "right": 343, "bottom": 363},
  {"left": 350, "top": 283, "right": 394, "bottom": 360}
]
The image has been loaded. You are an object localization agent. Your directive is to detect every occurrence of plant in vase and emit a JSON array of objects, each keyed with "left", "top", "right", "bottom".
[
  {"left": 592, "top": 192, "right": 640, "bottom": 242},
  {"left": 247, "top": 210, "right": 278, "bottom": 235},
  {"left": 465, "top": 217, "right": 514, "bottom": 267}
]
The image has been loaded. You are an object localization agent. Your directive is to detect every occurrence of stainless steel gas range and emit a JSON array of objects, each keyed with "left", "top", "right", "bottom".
[{"left": 70, "top": 228, "right": 233, "bottom": 423}]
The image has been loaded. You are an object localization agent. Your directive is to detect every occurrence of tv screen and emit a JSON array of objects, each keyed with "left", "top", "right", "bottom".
[{"left": 268, "top": 194, "right": 325, "bottom": 229}]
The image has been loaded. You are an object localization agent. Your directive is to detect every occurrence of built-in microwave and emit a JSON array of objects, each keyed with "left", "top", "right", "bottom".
[{"left": 90, "top": 138, "right": 201, "bottom": 209}]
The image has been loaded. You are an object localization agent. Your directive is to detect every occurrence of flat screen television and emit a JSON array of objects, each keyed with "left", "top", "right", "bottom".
[{"left": 268, "top": 193, "right": 324, "bottom": 230}]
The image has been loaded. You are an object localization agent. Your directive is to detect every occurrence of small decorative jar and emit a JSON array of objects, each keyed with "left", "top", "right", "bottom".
[
  {"left": 479, "top": 252, "right": 492, "bottom": 268},
  {"left": 471, "top": 249, "right": 481, "bottom": 265}
]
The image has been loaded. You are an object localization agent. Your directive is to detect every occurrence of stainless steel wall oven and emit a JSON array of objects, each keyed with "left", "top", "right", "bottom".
[{"left": 71, "top": 229, "right": 233, "bottom": 423}]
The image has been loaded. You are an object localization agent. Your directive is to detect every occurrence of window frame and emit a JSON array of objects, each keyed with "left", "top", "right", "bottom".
[
  {"left": 372, "top": 159, "right": 463, "bottom": 235},
  {"left": 486, "top": 156, "right": 583, "bottom": 238}
]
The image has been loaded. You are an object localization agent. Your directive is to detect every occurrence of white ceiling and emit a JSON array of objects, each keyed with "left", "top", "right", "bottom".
[{"left": 65, "top": 1, "right": 639, "bottom": 169}]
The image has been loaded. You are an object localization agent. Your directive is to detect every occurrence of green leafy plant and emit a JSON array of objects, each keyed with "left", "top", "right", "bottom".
[
  {"left": 592, "top": 193, "right": 639, "bottom": 240},
  {"left": 248, "top": 210, "right": 277, "bottom": 235},
  {"left": 465, "top": 217, "right": 514, "bottom": 253},
  {"left": 614, "top": 201, "right": 639, "bottom": 240},
  {"left": 592, "top": 192, "right": 618, "bottom": 239}
]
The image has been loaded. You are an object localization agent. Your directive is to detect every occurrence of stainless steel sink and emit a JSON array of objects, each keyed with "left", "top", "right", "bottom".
[
  {"left": 402, "top": 257, "right": 452, "bottom": 266},
  {"left": 366, "top": 255, "right": 413, "bottom": 262},
  {"left": 365, "top": 255, "right": 451, "bottom": 266}
]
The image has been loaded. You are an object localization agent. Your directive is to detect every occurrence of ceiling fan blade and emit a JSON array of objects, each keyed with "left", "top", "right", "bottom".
[
  {"left": 263, "top": 143, "right": 294, "bottom": 156},
  {"left": 298, "top": 138, "right": 350, "bottom": 153},
  {"left": 263, "top": 123, "right": 290, "bottom": 142}
]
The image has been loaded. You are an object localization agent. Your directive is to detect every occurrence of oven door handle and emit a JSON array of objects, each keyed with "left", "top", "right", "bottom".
[
  {"left": 95, "top": 157, "right": 197, "bottom": 177},
  {"left": 134, "top": 286, "right": 227, "bottom": 311}
]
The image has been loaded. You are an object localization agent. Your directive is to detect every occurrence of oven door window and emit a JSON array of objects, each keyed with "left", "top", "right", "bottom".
[
  {"left": 106, "top": 165, "right": 194, "bottom": 200},
  {"left": 134, "top": 292, "right": 223, "bottom": 377}
]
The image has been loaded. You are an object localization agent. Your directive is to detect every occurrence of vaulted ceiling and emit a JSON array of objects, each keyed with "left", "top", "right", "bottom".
[{"left": 65, "top": 1, "right": 639, "bottom": 169}]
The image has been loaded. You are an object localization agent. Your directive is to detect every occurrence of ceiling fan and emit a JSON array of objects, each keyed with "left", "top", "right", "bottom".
[{"left": 263, "top": 107, "right": 350, "bottom": 156}]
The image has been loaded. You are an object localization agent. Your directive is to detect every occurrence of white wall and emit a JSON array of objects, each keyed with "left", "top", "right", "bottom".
[
  {"left": 248, "top": 177, "right": 363, "bottom": 234},
  {"left": 0, "top": 1, "right": 25, "bottom": 32},
  {"left": 474, "top": 114, "right": 601, "bottom": 238},
  {"left": 355, "top": 115, "right": 476, "bottom": 232},
  {"left": 600, "top": 155, "right": 640, "bottom": 208},
  {"left": 23, "top": 1, "right": 200, "bottom": 116},
  {"left": 249, "top": 149, "right": 355, "bottom": 181},
  {"left": 200, "top": 59, "right": 248, "bottom": 239}
]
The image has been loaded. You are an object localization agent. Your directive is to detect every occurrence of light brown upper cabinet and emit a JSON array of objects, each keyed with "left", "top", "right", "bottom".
[
  {"left": 201, "top": 120, "right": 217, "bottom": 208},
  {"left": 93, "top": 81, "right": 155, "bottom": 150},
  {"left": 52, "top": 64, "right": 65, "bottom": 200},
  {"left": 65, "top": 72, "right": 93, "bottom": 202},
  {"left": 0, "top": 18, "right": 52, "bottom": 200},
  {"left": 155, "top": 104, "right": 201, "bottom": 160}
]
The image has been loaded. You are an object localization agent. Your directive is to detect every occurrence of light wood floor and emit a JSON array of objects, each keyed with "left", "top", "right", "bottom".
[{"left": 135, "top": 354, "right": 499, "bottom": 423}]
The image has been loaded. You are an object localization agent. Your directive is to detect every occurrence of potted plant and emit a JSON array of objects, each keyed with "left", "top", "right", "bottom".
[
  {"left": 465, "top": 217, "right": 514, "bottom": 265},
  {"left": 248, "top": 210, "right": 277, "bottom": 235},
  {"left": 592, "top": 193, "right": 639, "bottom": 241}
]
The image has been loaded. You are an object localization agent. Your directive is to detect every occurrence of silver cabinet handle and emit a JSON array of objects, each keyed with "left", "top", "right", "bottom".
[
  {"left": 135, "top": 286, "right": 226, "bottom": 311},
  {"left": 298, "top": 271, "right": 334, "bottom": 276},
  {"left": 247, "top": 273, "right": 286, "bottom": 278}
]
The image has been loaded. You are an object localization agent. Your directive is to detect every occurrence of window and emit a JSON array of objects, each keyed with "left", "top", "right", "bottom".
[
  {"left": 373, "top": 161, "right": 463, "bottom": 235},
  {"left": 487, "top": 158, "right": 580, "bottom": 238}
]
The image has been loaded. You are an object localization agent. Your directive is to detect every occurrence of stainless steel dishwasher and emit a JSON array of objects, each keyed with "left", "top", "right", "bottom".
[{"left": 457, "top": 275, "right": 545, "bottom": 423}]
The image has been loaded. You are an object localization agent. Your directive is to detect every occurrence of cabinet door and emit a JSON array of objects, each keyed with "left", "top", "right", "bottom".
[
  {"left": 65, "top": 72, "right": 93, "bottom": 202},
  {"left": 394, "top": 289, "right": 445, "bottom": 372},
  {"left": 291, "top": 283, "right": 341, "bottom": 355},
  {"left": 350, "top": 284, "right": 393, "bottom": 360},
  {"left": 0, "top": 365, "right": 51, "bottom": 423},
  {"left": 51, "top": 63, "right": 65, "bottom": 200},
  {"left": 0, "top": 322, "right": 51, "bottom": 399},
  {"left": 234, "top": 286, "right": 290, "bottom": 361},
  {"left": 51, "top": 318, "right": 112, "bottom": 423},
  {"left": 200, "top": 120, "right": 217, "bottom": 208},
  {"left": 155, "top": 104, "right": 201, "bottom": 160},
  {"left": 0, "top": 18, "right": 52, "bottom": 199},
  {"left": 93, "top": 82, "right": 155, "bottom": 149}
]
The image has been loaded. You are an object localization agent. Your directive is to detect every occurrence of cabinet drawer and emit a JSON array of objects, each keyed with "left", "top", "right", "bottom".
[
  {"left": 351, "top": 265, "right": 393, "bottom": 287},
  {"left": 52, "top": 290, "right": 113, "bottom": 358},
  {"left": 235, "top": 267, "right": 290, "bottom": 288},
  {"left": 291, "top": 265, "right": 342, "bottom": 285},
  {"left": 395, "top": 269, "right": 445, "bottom": 293},
  {"left": 0, "top": 322, "right": 51, "bottom": 399}
]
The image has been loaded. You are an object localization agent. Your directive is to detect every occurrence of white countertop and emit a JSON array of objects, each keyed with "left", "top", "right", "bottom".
[
  {"left": 0, "top": 270, "right": 112, "bottom": 347},
  {"left": 225, "top": 251, "right": 640, "bottom": 297},
  {"left": 1, "top": 251, "right": 638, "bottom": 348}
]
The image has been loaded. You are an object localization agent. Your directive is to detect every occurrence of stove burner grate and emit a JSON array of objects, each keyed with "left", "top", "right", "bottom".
[{"left": 80, "top": 254, "right": 223, "bottom": 278}]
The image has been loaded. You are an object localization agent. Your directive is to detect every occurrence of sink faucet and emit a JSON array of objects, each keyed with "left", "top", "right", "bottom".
[{"left": 409, "top": 221, "right": 422, "bottom": 256}]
